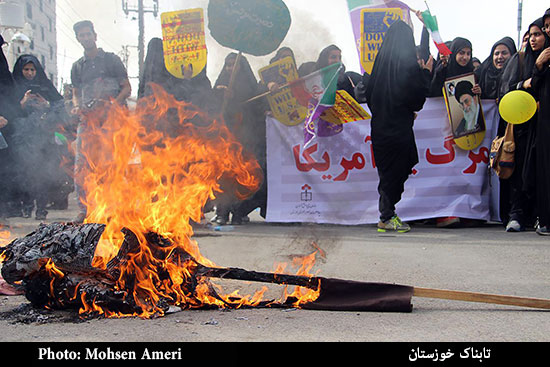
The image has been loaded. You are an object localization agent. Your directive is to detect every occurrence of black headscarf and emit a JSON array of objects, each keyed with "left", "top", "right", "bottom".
[
  {"left": 315, "top": 45, "right": 343, "bottom": 71},
  {"left": 214, "top": 52, "right": 259, "bottom": 104},
  {"left": 430, "top": 37, "right": 474, "bottom": 96},
  {"left": 269, "top": 46, "right": 296, "bottom": 65},
  {"left": 315, "top": 44, "right": 361, "bottom": 99},
  {"left": 0, "top": 35, "right": 13, "bottom": 90},
  {"left": 0, "top": 36, "right": 17, "bottom": 123},
  {"left": 365, "top": 20, "right": 430, "bottom": 143},
  {"left": 475, "top": 37, "right": 517, "bottom": 99},
  {"left": 12, "top": 54, "right": 62, "bottom": 104},
  {"left": 500, "top": 18, "right": 550, "bottom": 97},
  {"left": 447, "top": 37, "right": 474, "bottom": 76}
]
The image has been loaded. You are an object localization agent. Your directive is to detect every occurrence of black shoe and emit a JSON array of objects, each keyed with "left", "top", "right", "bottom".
[{"left": 231, "top": 215, "right": 243, "bottom": 225}]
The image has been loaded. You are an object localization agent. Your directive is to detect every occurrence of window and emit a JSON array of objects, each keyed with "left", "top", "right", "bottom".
[{"left": 26, "top": 2, "right": 32, "bottom": 18}]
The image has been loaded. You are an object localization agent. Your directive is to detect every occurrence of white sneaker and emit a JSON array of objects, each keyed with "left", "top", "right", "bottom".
[{"left": 505, "top": 220, "right": 524, "bottom": 232}]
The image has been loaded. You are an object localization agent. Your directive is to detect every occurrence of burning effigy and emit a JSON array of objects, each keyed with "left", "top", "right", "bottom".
[
  {"left": 2, "top": 84, "right": 550, "bottom": 317},
  {"left": 0, "top": 85, "right": 415, "bottom": 318}
]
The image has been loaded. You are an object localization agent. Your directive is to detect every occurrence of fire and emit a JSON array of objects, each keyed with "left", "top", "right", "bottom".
[
  {"left": 64, "top": 84, "right": 321, "bottom": 317},
  {"left": 0, "top": 227, "right": 11, "bottom": 262}
]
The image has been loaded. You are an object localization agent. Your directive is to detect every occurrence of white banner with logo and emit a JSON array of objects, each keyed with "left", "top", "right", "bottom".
[{"left": 266, "top": 98, "right": 501, "bottom": 225}]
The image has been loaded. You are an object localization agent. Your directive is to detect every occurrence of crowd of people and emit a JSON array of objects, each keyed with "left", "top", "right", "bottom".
[{"left": 0, "top": 8, "right": 549, "bottom": 237}]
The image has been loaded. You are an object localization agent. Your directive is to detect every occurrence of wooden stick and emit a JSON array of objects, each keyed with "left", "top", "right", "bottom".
[
  {"left": 221, "top": 51, "right": 242, "bottom": 114},
  {"left": 413, "top": 287, "right": 550, "bottom": 310},
  {"left": 242, "top": 79, "right": 299, "bottom": 104}
]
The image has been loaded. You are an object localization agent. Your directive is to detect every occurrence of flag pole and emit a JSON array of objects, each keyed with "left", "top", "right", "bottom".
[
  {"left": 413, "top": 287, "right": 550, "bottom": 310},
  {"left": 221, "top": 51, "right": 243, "bottom": 114}
]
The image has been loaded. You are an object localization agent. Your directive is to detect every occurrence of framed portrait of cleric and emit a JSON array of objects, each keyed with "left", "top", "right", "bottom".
[{"left": 443, "top": 73, "right": 485, "bottom": 139}]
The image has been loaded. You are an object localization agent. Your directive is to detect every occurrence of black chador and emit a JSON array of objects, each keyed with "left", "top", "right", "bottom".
[
  {"left": 532, "top": 9, "right": 550, "bottom": 234},
  {"left": 498, "top": 17, "right": 550, "bottom": 229},
  {"left": 365, "top": 20, "right": 431, "bottom": 225},
  {"left": 430, "top": 37, "right": 474, "bottom": 97},
  {"left": 476, "top": 37, "right": 517, "bottom": 99}
]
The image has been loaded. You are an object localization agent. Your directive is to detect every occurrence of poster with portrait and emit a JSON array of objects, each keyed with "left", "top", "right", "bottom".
[{"left": 443, "top": 73, "right": 486, "bottom": 140}]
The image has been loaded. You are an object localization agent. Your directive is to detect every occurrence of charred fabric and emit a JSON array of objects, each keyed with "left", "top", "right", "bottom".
[{"left": 0, "top": 222, "right": 414, "bottom": 318}]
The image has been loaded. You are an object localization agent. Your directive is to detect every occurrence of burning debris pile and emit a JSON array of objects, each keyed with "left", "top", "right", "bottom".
[
  {"left": 0, "top": 86, "right": 415, "bottom": 319},
  {"left": 0, "top": 222, "right": 307, "bottom": 317},
  {"left": 0, "top": 222, "right": 415, "bottom": 318}
]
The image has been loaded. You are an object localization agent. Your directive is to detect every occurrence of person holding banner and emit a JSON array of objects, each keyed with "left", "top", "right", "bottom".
[
  {"left": 365, "top": 20, "right": 433, "bottom": 233},
  {"left": 498, "top": 17, "right": 549, "bottom": 232},
  {"left": 531, "top": 9, "right": 550, "bottom": 236}
]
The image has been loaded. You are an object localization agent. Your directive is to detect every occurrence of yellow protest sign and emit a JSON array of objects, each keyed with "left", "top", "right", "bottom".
[
  {"left": 360, "top": 8, "right": 403, "bottom": 74},
  {"left": 259, "top": 56, "right": 307, "bottom": 126},
  {"left": 321, "top": 90, "right": 371, "bottom": 125},
  {"left": 161, "top": 8, "right": 207, "bottom": 79}
]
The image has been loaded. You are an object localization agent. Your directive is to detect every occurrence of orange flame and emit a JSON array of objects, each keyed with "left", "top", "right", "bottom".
[
  {"left": 0, "top": 227, "right": 11, "bottom": 263},
  {"left": 55, "top": 84, "right": 323, "bottom": 317}
]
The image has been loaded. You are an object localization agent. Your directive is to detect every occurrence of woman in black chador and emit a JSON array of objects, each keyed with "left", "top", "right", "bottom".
[
  {"left": 11, "top": 54, "right": 68, "bottom": 221},
  {"left": 476, "top": 37, "right": 517, "bottom": 100},
  {"left": 531, "top": 9, "right": 550, "bottom": 235},
  {"left": 365, "top": 20, "right": 433, "bottom": 233},
  {"left": 138, "top": 37, "right": 211, "bottom": 107},
  {"left": 315, "top": 44, "right": 362, "bottom": 101},
  {"left": 0, "top": 35, "right": 22, "bottom": 223},
  {"left": 430, "top": 37, "right": 475, "bottom": 97},
  {"left": 210, "top": 53, "right": 266, "bottom": 225},
  {"left": 498, "top": 17, "right": 550, "bottom": 232}
]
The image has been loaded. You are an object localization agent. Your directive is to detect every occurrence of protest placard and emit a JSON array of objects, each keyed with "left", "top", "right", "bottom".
[
  {"left": 161, "top": 8, "right": 207, "bottom": 78},
  {"left": 207, "top": 0, "right": 291, "bottom": 56},
  {"left": 360, "top": 8, "right": 403, "bottom": 74},
  {"left": 258, "top": 56, "right": 307, "bottom": 126}
]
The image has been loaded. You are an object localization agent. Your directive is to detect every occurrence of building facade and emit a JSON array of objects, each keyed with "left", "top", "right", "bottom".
[{"left": 24, "top": 0, "right": 57, "bottom": 86}]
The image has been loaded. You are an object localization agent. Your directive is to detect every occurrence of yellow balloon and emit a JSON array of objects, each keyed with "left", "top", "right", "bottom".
[{"left": 499, "top": 90, "right": 537, "bottom": 124}]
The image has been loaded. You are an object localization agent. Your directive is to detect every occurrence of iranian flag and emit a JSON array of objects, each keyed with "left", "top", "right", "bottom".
[
  {"left": 289, "top": 63, "right": 343, "bottom": 147},
  {"left": 422, "top": 10, "right": 452, "bottom": 56}
]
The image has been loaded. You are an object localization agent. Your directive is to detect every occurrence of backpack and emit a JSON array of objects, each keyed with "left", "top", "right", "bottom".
[{"left": 489, "top": 123, "right": 515, "bottom": 179}]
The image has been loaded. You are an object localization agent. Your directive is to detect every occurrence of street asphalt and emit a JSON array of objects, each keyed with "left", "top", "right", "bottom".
[{"left": 1, "top": 193, "right": 549, "bottom": 350}]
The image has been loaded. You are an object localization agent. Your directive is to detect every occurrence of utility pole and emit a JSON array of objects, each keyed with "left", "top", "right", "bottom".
[
  {"left": 122, "top": 0, "right": 159, "bottom": 80},
  {"left": 517, "top": 0, "right": 523, "bottom": 50}
]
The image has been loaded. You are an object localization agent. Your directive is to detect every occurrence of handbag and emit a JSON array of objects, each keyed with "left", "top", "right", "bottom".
[{"left": 489, "top": 123, "right": 515, "bottom": 179}]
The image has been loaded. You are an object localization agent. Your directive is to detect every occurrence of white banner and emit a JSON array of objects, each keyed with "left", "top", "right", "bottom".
[{"left": 266, "top": 98, "right": 501, "bottom": 225}]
